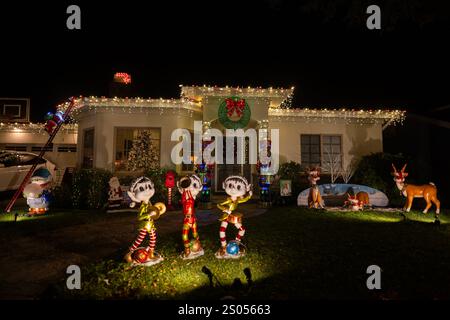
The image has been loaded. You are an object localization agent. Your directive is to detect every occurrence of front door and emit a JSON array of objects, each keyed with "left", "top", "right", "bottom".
[{"left": 214, "top": 137, "right": 252, "bottom": 192}]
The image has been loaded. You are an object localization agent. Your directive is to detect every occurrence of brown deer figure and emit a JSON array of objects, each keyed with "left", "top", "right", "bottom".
[
  {"left": 307, "top": 167, "right": 324, "bottom": 209},
  {"left": 345, "top": 192, "right": 370, "bottom": 211},
  {"left": 391, "top": 164, "right": 440, "bottom": 215}
]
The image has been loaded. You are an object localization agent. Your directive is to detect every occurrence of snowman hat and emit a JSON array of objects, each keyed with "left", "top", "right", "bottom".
[{"left": 32, "top": 168, "right": 52, "bottom": 179}]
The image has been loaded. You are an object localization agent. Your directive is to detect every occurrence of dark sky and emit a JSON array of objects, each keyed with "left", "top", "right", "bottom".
[{"left": 1, "top": 0, "right": 449, "bottom": 121}]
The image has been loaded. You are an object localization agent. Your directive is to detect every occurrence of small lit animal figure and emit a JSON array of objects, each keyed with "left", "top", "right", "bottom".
[
  {"left": 391, "top": 164, "right": 440, "bottom": 215},
  {"left": 307, "top": 167, "right": 324, "bottom": 209},
  {"left": 345, "top": 192, "right": 370, "bottom": 211}
]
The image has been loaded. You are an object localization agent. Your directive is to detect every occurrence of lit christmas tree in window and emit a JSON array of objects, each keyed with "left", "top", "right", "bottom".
[{"left": 127, "top": 130, "right": 159, "bottom": 172}]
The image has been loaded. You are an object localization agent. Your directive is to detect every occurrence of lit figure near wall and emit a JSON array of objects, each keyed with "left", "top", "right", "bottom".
[
  {"left": 23, "top": 168, "right": 53, "bottom": 215},
  {"left": 391, "top": 164, "right": 440, "bottom": 220},
  {"left": 216, "top": 176, "right": 252, "bottom": 259},
  {"left": 345, "top": 192, "right": 370, "bottom": 211},
  {"left": 177, "top": 174, "right": 204, "bottom": 259},
  {"left": 307, "top": 167, "right": 324, "bottom": 209},
  {"left": 165, "top": 170, "right": 176, "bottom": 210},
  {"left": 124, "top": 177, "right": 166, "bottom": 266}
]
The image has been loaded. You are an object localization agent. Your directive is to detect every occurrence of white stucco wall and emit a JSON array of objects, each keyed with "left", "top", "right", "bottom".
[
  {"left": 0, "top": 128, "right": 78, "bottom": 169},
  {"left": 75, "top": 108, "right": 202, "bottom": 171},
  {"left": 74, "top": 104, "right": 384, "bottom": 175},
  {"left": 268, "top": 117, "right": 383, "bottom": 168}
]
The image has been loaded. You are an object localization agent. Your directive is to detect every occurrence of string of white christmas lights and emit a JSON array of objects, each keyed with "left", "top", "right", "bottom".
[{"left": 0, "top": 122, "right": 78, "bottom": 133}]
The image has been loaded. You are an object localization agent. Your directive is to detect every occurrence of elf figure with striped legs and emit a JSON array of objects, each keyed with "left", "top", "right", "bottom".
[
  {"left": 124, "top": 177, "right": 166, "bottom": 266},
  {"left": 215, "top": 176, "right": 252, "bottom": 259},
  {"left": 177, "top": 174, "right": 204, "bottom": 259}
]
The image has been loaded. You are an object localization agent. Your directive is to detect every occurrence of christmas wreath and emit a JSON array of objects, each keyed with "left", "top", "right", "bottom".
[{"left": 218, "top": 96, "right": 251, "bottom": 129}]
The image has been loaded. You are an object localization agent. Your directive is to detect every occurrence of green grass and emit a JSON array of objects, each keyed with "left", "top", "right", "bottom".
[
  {"left": 46, "top": 207, "right": 450, "bottom": 300},
  {"left": 0, "top": 208, "right": 110, "bottom": 239}
]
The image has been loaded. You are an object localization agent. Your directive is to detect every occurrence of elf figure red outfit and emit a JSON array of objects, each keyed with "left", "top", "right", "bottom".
[
  {"left": 215, "top": 175, "right": 252, "bottom": 259},
  {"left": 177, "top": 175, "right": 203, "bottom": 259}
]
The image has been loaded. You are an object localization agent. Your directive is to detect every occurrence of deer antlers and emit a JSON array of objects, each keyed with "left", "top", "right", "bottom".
[
  {"left": 307, "top": 166, "right": 321, "bottom": 175},
  {"left": 391, "top": 163, "right": 408, "bottom": 177}
]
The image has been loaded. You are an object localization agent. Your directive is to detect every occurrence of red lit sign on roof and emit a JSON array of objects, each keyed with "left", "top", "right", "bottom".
[{"left": 114, "top": 73, "right": 132, "bottom": 84}]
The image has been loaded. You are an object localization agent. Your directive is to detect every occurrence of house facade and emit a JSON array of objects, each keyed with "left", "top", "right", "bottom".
[
  {"left": 0, "top": 98, "right": 78, "bottom": 172},
  {"left": 61, "top": 86, "right": 404, "bottom": 192}
]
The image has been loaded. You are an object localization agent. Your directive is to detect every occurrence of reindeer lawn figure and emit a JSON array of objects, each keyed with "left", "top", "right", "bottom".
[
  {"left": 391, "top": 164, "right": 440, "bottom": 217},
  {"left": 345, "top": 192, "right": 370, "bottom": 211},
  {"left": 307, "top": 167, "right": 324, "bottom": 209}
]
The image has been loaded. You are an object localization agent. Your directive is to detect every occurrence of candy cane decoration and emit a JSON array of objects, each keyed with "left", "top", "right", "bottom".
[{"left": 167, "top": 187, "right": 172, "bottom": 208}]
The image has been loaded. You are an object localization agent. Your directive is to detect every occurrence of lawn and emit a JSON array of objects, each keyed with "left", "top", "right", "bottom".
[{"left": 42, "top": 207, "right": 450, "bottom": 300}]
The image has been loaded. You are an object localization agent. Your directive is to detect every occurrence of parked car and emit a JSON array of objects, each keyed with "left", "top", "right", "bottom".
[{"left": 0, "top": 150, "right": 57, "bottom": 192}]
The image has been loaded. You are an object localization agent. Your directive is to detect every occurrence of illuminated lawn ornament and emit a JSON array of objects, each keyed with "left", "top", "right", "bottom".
[
  {"left": 225, "top": 240, "right": 247, "bottom": 258},
  {"left": 392, "top": 164, "right": 441, "bottom": 218},
  {"left": 177, "top": 174, "right": 204, "bottom": 260},
  {"left": 124, "top": 177, "right": 166, "bottom": 266},
  {"left": 44, "top": 111, "right": 64, "bottom": 135},
  {"left": 107, "top": 177, "right": 123, "bottom": 210},
  {"left": 23, "top": 168, "right": 53, "bottom": 215},
  {"left": 307, "top": 167, "right": 324, "bottom": 209},
  {"left": 165, "top": 170, "right": 176, "bottom": 211},
  {"left": 345, "top": 192, "right": 370, "bottom": 211},
  {"left": 215, "top": 176, "right": 252, "bottom": 259}
]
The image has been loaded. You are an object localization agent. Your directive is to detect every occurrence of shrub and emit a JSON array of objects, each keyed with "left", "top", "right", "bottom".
[
  {"left": 277, "top": 161, "right": 309, "bottom": 197},
  {"left": 71, "top": 168, "right": 113, "bottom": 209},
  {"left": 352, "top": 152, "right": 410, "bottom": 207},
  {"left": 52, "top": 184, "right": 74, "bottom": 209}
]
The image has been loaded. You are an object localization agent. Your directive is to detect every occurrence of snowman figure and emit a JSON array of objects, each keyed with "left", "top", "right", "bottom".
[
  {"left": 107, "top": 176, "right": 123, "bottom": 209},
  {"left": 23, "top": 168, "right": 53, "bottom": 215}
]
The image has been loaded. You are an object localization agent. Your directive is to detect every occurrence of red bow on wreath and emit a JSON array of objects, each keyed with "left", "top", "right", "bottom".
[{"left": 225, "top": 98, "right": 246, "bottom": 117}]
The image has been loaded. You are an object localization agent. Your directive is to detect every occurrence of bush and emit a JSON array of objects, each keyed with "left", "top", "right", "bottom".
[
  {"left": 352, "top": 152, "right": 410, "bottom": 207},
  {"left": 71, "top": 168, "right": 113, "bottom": 209},
  {"left": 52, "top": 184, "right": 74, "bottom": 209},
  {"left": 144, "top": 167, "right": 181, "bottom": 206},
  {"left": 277, "top": 161, "right": 309, "bottom": 197}
]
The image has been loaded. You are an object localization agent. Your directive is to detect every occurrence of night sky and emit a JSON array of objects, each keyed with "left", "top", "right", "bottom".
[{"left": 1, "top": 0, "right": 449, "bottom": 122}]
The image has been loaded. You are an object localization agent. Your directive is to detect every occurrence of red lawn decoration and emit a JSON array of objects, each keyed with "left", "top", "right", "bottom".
[{"left": 165, "top": 171, "right": 176, "bottom": 210}]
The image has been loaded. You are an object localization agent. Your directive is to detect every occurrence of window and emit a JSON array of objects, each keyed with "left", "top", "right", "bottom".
[
  {"left": 5, "top": 145, "right": 27, "bottom": 152},
  {"left": 57, "top": 145, "right": 77, "bottom": 153},
  {"left": 300, "top": 134, "right": 342, "bottom": 169},
  {"left": 0, "top": 151, "right": 20, "bottom": 167},
  {"left": 3, "top": 105, "right": 21, "bottom": 117},
  {"left": 19, "top": 154, "right": 46, "bottom": 166},
  {"left": 322, "top": 135, "right": 342, "bottom": 168},
  {"left": 114, "top": 127, "right": 160, "bottom": 171},
  {"left": 82, "top": 128, "right": 94, "bottom": 168},
  {"left": 301, "top": 135, "right": 321, "bottom": 167},
  {"left": 31, "top": 144, "right": 53, "bottom": 152}
]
